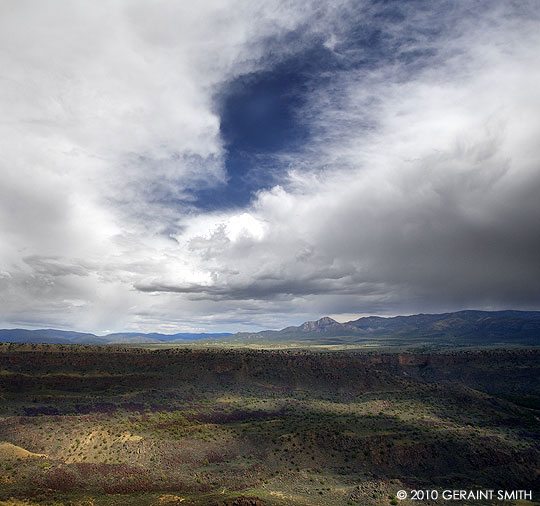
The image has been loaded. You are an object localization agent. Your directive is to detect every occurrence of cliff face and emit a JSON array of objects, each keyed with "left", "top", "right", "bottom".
[{"left": 0, "top": 344, "right": 538, "bottom": 401}]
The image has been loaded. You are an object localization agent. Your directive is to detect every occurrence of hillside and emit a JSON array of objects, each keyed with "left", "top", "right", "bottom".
[{"left": 0, "top": 345, "right": 538, "bottom": 505}]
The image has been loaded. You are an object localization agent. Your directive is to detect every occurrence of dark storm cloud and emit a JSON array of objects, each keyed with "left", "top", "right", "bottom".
[{"left": 135, "top": 270, "right": 385, "bottom": 301}]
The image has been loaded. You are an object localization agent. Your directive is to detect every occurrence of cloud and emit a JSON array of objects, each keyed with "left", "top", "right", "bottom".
[{"left": 1, "top": 1, "right": 540, "bottom": 332}]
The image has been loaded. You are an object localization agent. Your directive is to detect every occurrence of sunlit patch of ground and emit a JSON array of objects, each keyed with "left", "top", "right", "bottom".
[{"left": 0, "top": 442, "right": 46, "bottom": 460}]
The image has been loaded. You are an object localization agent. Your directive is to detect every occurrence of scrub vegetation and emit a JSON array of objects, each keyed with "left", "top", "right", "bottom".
[{"left": 0, "top": 344, "right": 538, "bottom": 505}]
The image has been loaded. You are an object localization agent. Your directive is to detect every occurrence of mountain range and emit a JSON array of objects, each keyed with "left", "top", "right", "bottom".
[
  {"left": 230, "top": 309, "right": 540, "bottom": 346},
  {"left": 1, "top": 310, "right": 539, "bottom": 346},
  {"left": 0, "top": 329, "right": 231, "bottom": 345}
]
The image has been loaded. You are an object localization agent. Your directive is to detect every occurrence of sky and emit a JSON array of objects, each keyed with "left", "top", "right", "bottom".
[{"left": 1, "top": 0, "right": 540, "bottom": 334}]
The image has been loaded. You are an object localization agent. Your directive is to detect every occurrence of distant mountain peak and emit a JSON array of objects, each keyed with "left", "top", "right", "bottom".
[
  {"left": 299, "top": 316, "right": 339, "bottom": 332},
  {"left": 318, "top": 316, "right": 338, "bottom": 325}
]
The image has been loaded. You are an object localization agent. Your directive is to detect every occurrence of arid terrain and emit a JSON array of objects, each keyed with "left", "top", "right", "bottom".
[{"left": 0, "top": 344, "right": 538, "bottom": 505}]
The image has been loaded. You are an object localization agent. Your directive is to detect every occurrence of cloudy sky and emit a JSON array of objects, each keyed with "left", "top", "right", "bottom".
[{"left": 1, "top": 0, "right": 540, "bottom": 334}]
